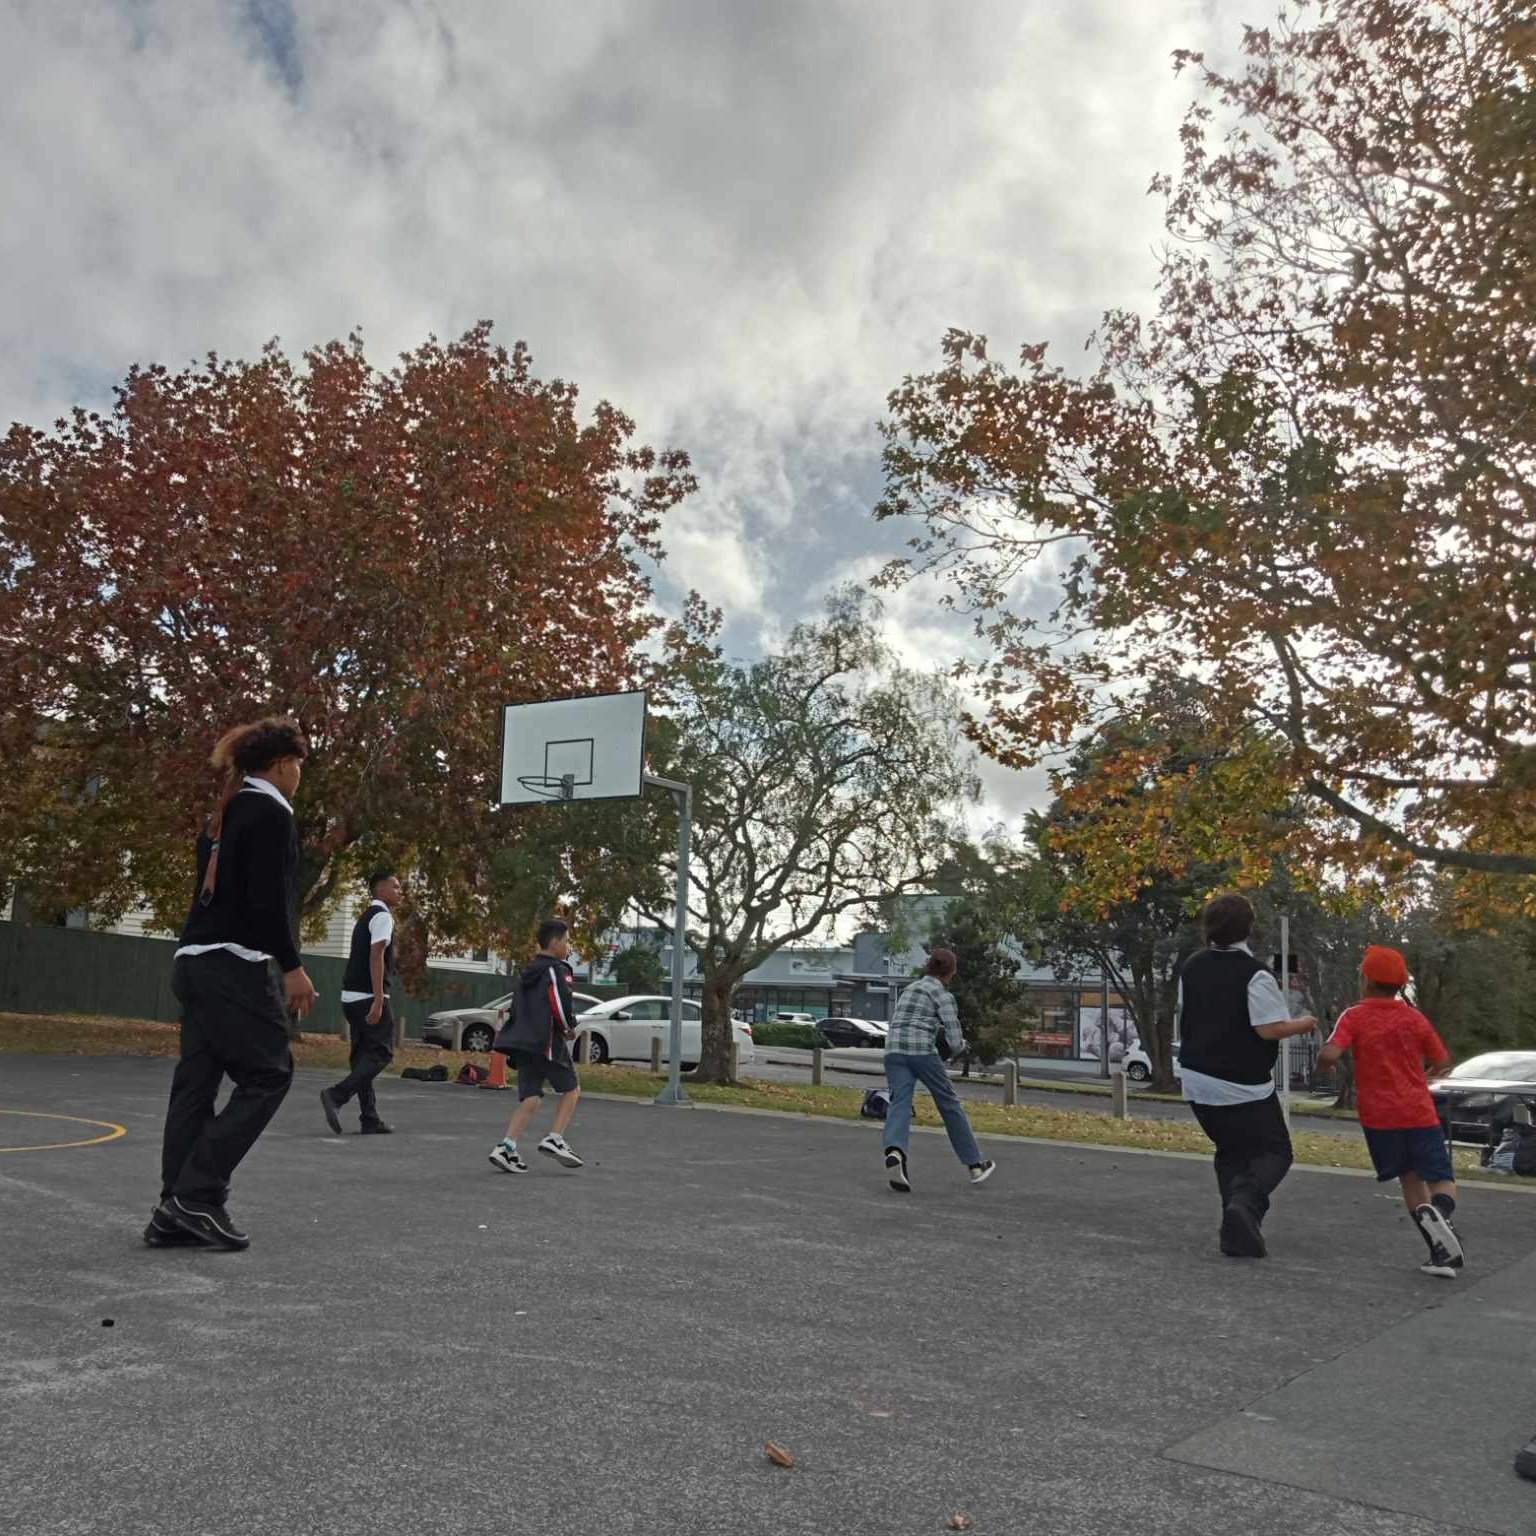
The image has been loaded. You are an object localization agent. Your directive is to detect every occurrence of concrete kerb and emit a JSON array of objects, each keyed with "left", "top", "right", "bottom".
[{"left": 573, "top": 1088, "right": 1536, "bottom": 1192}]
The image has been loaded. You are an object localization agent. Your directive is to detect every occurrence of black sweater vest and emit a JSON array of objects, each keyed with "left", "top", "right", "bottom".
[
  {"left": 178, "top": 788, "right": 301, "bottom": 971},
  {"left": 1177, "top": 947, "right": 1278, "bottom": 1086},
  {"left": 343, "top": 903, "right": 395, "bottom": 994}
]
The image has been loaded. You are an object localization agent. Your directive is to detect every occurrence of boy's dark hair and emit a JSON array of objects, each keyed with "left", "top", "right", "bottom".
[
  {"left": 1203, "top": 893, "right": 1255, "bottom": 948},
  {"left": 924, "top": 947, "right": 958, "bottom": 981},
  {"left": 368, "top": 868, "right": 396, "bottom": 894},
  {"left": 210, "top": 716, "right": 308, "bottom": 782},
  {"left": 204, "top": 716, "right": 308, "bottom": 845},
  {"left": 537, "top": 918, "right": 569, "bottom": 950}
]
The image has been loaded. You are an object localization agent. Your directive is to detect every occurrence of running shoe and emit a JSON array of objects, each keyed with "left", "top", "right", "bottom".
[
  {"left": 885, "top": 1147, "right": 911, "bottom": 1193},
  {"left": 538, "top": 1133, "right": 584, "bottom": 1168},
  {"left": 488, "top": 1143, "right": 528, "bottom": 1174}
]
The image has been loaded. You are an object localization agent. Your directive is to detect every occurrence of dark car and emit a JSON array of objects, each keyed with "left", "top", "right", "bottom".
[
  {"left": 1429, "top": 1051, "right": 1536, "bottom": 1146},
  {"left": 816, "top": 1016, "right": 888, "bottom": 1050}
]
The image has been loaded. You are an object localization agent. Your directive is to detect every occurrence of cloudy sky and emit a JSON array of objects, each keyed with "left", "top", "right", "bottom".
[{"left": 2, "top": 0, "right": 1244, "bottom": 830}]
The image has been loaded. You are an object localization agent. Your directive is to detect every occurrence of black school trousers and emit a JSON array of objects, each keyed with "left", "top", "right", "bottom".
[
  {"left": 160, "top": 951, "right": 295, "bottom": 1206},
  {"left": 330, "top": 1000, "right": 395, "bottom": 1124},
  {"left": 1189, "top": 1092, "right": 1294, "bottom": 1220}
]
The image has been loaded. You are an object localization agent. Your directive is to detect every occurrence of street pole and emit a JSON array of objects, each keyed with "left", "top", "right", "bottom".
[
  {"left": 1100, "top": 973, "right": 1110, "bottom": 1081},
  {"left": 645, "top": 773, "right": 692, "bottom": 1106},
  {"left": 1280, "top": 913, "right": 1292, "bottom": 1129}
]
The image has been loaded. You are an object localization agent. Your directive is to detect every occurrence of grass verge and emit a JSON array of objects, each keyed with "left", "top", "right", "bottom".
[{"left": 0, "top": 1012, "right": 1504, "bottom": 1183}]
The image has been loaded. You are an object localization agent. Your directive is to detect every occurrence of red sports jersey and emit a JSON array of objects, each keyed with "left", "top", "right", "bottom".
[{"left": 1328, "top": 997, "right": 1448, "bottom": 1130}]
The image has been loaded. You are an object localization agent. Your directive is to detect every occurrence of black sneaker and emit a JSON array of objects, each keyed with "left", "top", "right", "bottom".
[
  {"left": 359, "top": 1120, "right": 393, "bottom": 1135},
  {"left": 167, "top": 1196, "right": 250, "bottom": 1251},
  {"left": 1516, "top": 1433, "right": 1536, "bottom": 1482},
  {"left": 1219, "top": 1201, "right": 1267, "bottom": 1259},
  {"left": 142, "top": 1206, "right": 209, "bottom": 1248},
  {"left": 319, "top": 1088, "right": 343, "bottom": 1135},
  {"left": 885, "top": 1148, "right": 910, "bottom": 1193}
]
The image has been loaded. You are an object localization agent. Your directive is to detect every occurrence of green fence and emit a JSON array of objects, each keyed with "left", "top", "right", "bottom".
[{"left": 0, "top": 920, "right": 525, "bottom": 1038}]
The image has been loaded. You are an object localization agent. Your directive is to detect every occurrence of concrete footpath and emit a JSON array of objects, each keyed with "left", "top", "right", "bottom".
[{"left": 2, "top": 1052, "right": 1534, "bottom": 1536}]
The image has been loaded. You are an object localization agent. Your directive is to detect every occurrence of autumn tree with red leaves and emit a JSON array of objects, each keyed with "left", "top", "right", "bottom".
[
  {"left": 0, "top": 323, "right": 692, "bottom": 962},
  {"left": 877, "top": 1, "right": 1536, "bottom": 908}
]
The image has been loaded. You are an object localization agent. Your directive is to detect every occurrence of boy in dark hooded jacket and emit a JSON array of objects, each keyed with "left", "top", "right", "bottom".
[{"left": 487, "top": 918, "right": 584, "bottom": 1173}]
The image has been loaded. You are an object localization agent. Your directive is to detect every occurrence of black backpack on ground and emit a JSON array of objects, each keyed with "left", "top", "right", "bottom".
[
  {"left": 401, "top": 1064, "right": 449, "bottom": 1083},
  {"left": 1514, "top": 1123, "right": 1536, "bottom": 1177},
  {"left": 861, "top": 1088, "right": 891, "bottom": 1120}
]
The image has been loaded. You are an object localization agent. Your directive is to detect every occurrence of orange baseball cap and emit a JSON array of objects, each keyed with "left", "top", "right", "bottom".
[{"left": 1361, "top": 945, "right": 1409, "bottom": 986}]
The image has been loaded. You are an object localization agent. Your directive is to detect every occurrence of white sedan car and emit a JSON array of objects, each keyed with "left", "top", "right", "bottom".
[
  {"left": 574, "top": 994, "right": 755, "bottom": 1068},
  {"left": 1123, "top": 1041, "right": 1182, "bottom": 1084}
]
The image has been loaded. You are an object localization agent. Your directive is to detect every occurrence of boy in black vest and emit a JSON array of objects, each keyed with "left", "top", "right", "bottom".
[
  {"left": 1178, "top": 893, "right": 1318, "bottom": 1258},
  {"left": 321, "top": 870, "right": 403, "bottom": 1135},
  {"left": 486, "top": 918, "right": 584, "bottom": 1173}
]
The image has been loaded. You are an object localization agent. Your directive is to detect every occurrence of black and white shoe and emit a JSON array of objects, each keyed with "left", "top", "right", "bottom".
[
  {"left": 885, "top": 1148, "right": 910, "bottom": 1193},
  {"left": 488, "top": 1143, "right": 528, "bottom": 1174},
  {"left": 1414, "top": 1204, "right": 1464, "bottom": 1270},
  {"left": 968, "top": 1160, "right": 996, "bottom": 1185},
  {"left": 166, "top": 1196, "right": 250, "bottom": 1251},
  {"left": 142, "top": 1206, "right": 209, "bottom": 1248},
  {"left": 538, "top": 1134, "right": 584, "bottom": 1168},
  {"left": 1420, "top": 1239, "right": 1460, "bottom": 1279}
]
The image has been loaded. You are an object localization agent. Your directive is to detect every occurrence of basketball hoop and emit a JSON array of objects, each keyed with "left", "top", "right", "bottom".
[{"left": 516, "top": 773, "right": 577, "bottom": 801}]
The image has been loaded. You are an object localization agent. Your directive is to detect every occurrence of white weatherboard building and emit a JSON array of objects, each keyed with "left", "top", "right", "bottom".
[{"left": 2, "top": 895, "right": 506, "bottom": 978}]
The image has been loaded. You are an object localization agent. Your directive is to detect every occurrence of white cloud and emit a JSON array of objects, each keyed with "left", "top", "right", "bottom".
[{"left": 1, "top": 0, "right": 1251, "bottom": 827}]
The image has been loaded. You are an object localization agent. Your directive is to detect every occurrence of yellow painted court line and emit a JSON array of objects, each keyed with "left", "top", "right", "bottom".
[{"left": 0, "top": 1109, "right": 128, "bottom": 1153}]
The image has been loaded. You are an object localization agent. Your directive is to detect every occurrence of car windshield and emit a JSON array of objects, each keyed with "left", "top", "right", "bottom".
[{"left": 1445, "top": 1052, "right": 1536, "bottom": 1082}]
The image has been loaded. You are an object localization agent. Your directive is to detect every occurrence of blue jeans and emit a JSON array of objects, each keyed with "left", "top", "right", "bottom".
[{"left": 883, "top": 1052, "right": 982, "bottom": 1167}]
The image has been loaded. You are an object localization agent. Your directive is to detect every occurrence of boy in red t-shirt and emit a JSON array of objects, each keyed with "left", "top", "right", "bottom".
[{"left": 1315, "top": 945, "right": 1464, "bottom": 1278}]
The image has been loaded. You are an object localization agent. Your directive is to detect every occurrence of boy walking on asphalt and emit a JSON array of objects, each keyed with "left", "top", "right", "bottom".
[
  {"left": 1315, "top": 945, "right": 1465, "bottom": 1278},
  {"left": 487, "top": 918, "right": 584, "bottom": 1174},
  {"left": 321, "top": 869, "right": 404, "bottom": 1136},
  {"left": 1178, "top": 893, "right": 1318, "bottom": 1259}
]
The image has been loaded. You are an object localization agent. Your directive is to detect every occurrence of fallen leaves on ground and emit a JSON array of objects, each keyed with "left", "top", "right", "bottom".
[{"left": 764, "top": 1441, "right": 793, "bottom": 1468}]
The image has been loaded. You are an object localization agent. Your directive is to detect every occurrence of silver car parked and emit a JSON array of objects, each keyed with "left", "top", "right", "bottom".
[{"left": 422, "top": 990, "right": 603, "bottom": 1053}]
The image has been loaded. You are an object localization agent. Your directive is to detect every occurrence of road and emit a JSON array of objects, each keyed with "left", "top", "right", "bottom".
[{"left": 4, "top": 1052, "right": 1533, "bottom": 1536}]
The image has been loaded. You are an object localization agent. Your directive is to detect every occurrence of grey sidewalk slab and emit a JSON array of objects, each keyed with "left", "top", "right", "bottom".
[
  {"left": 2, "top": 1051, "right": 1533, "bottom": 1536},
  {"left": 1167, "top": 1250, "right": 1536, "bottom": 1535}
]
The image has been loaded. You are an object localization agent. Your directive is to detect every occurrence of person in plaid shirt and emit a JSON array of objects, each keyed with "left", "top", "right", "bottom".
[{"left": 882, "top": 948, "right": 995, "bottom": 1192}]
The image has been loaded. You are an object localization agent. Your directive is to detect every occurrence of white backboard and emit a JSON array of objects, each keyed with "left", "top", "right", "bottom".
[{"left": 498, "top": 689, "right": 647, "bottom": 806}]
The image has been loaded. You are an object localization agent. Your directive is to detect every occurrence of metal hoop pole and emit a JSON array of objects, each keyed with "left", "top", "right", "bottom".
[{"left": 644, "top": 772, "right": 692, "bottom": 1106}]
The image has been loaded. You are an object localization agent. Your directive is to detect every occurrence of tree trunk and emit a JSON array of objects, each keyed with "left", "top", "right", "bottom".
[
  {"left": 695, "top": 967, "right": 743, "bottom": 1084},
  {"left": 1331, "top": 1051, "right": 1357, "bottom": 1110}
]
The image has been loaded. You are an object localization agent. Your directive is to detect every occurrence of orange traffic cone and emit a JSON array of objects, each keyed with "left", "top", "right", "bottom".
[{"left": 480, "top": 1012, "right": 510, "bottom": 1089}]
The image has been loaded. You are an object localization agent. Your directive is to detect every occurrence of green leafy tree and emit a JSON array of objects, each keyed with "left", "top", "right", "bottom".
[
  {"left": 611, "top": 941, "right": 667, "bottom": 994},
  {"left": 645, "top": 587, "right": 979, "bottom": 1082},
  {"left": 924, "top": 891, "right": 1037, "bottom": 1073}
]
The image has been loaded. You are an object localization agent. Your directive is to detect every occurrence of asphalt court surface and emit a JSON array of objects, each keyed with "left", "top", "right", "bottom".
[{"left": 3, "top": 1051, "right": 1534, "bottom": 1536}]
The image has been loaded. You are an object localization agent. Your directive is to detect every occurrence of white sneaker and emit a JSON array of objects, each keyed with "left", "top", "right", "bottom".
[
  {"left": 488, "top": 1143, "right": 528, "bottom": 1174},
  {"left": 539, "top": 1133, "right": 584, "bottom": 1169},
  {"left": 885, "top": 1148, "right": 910, "bottom": 1193},
  {"left": 968, "top": 1160, "right": 996, "bottom": 1185}
]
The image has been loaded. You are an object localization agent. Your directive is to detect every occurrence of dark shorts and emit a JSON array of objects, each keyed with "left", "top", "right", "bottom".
[
  {"left": 509, "top": 1051, "right": 578, "bottom": 1101},
  {"left": 1363, "top": 1124, "right": 1453, "bottom": 1183}
]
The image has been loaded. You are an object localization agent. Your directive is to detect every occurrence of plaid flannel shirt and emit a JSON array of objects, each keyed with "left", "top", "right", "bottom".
[{"left": 884, "top": 976, "right": 965, "bottom": 1056}]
